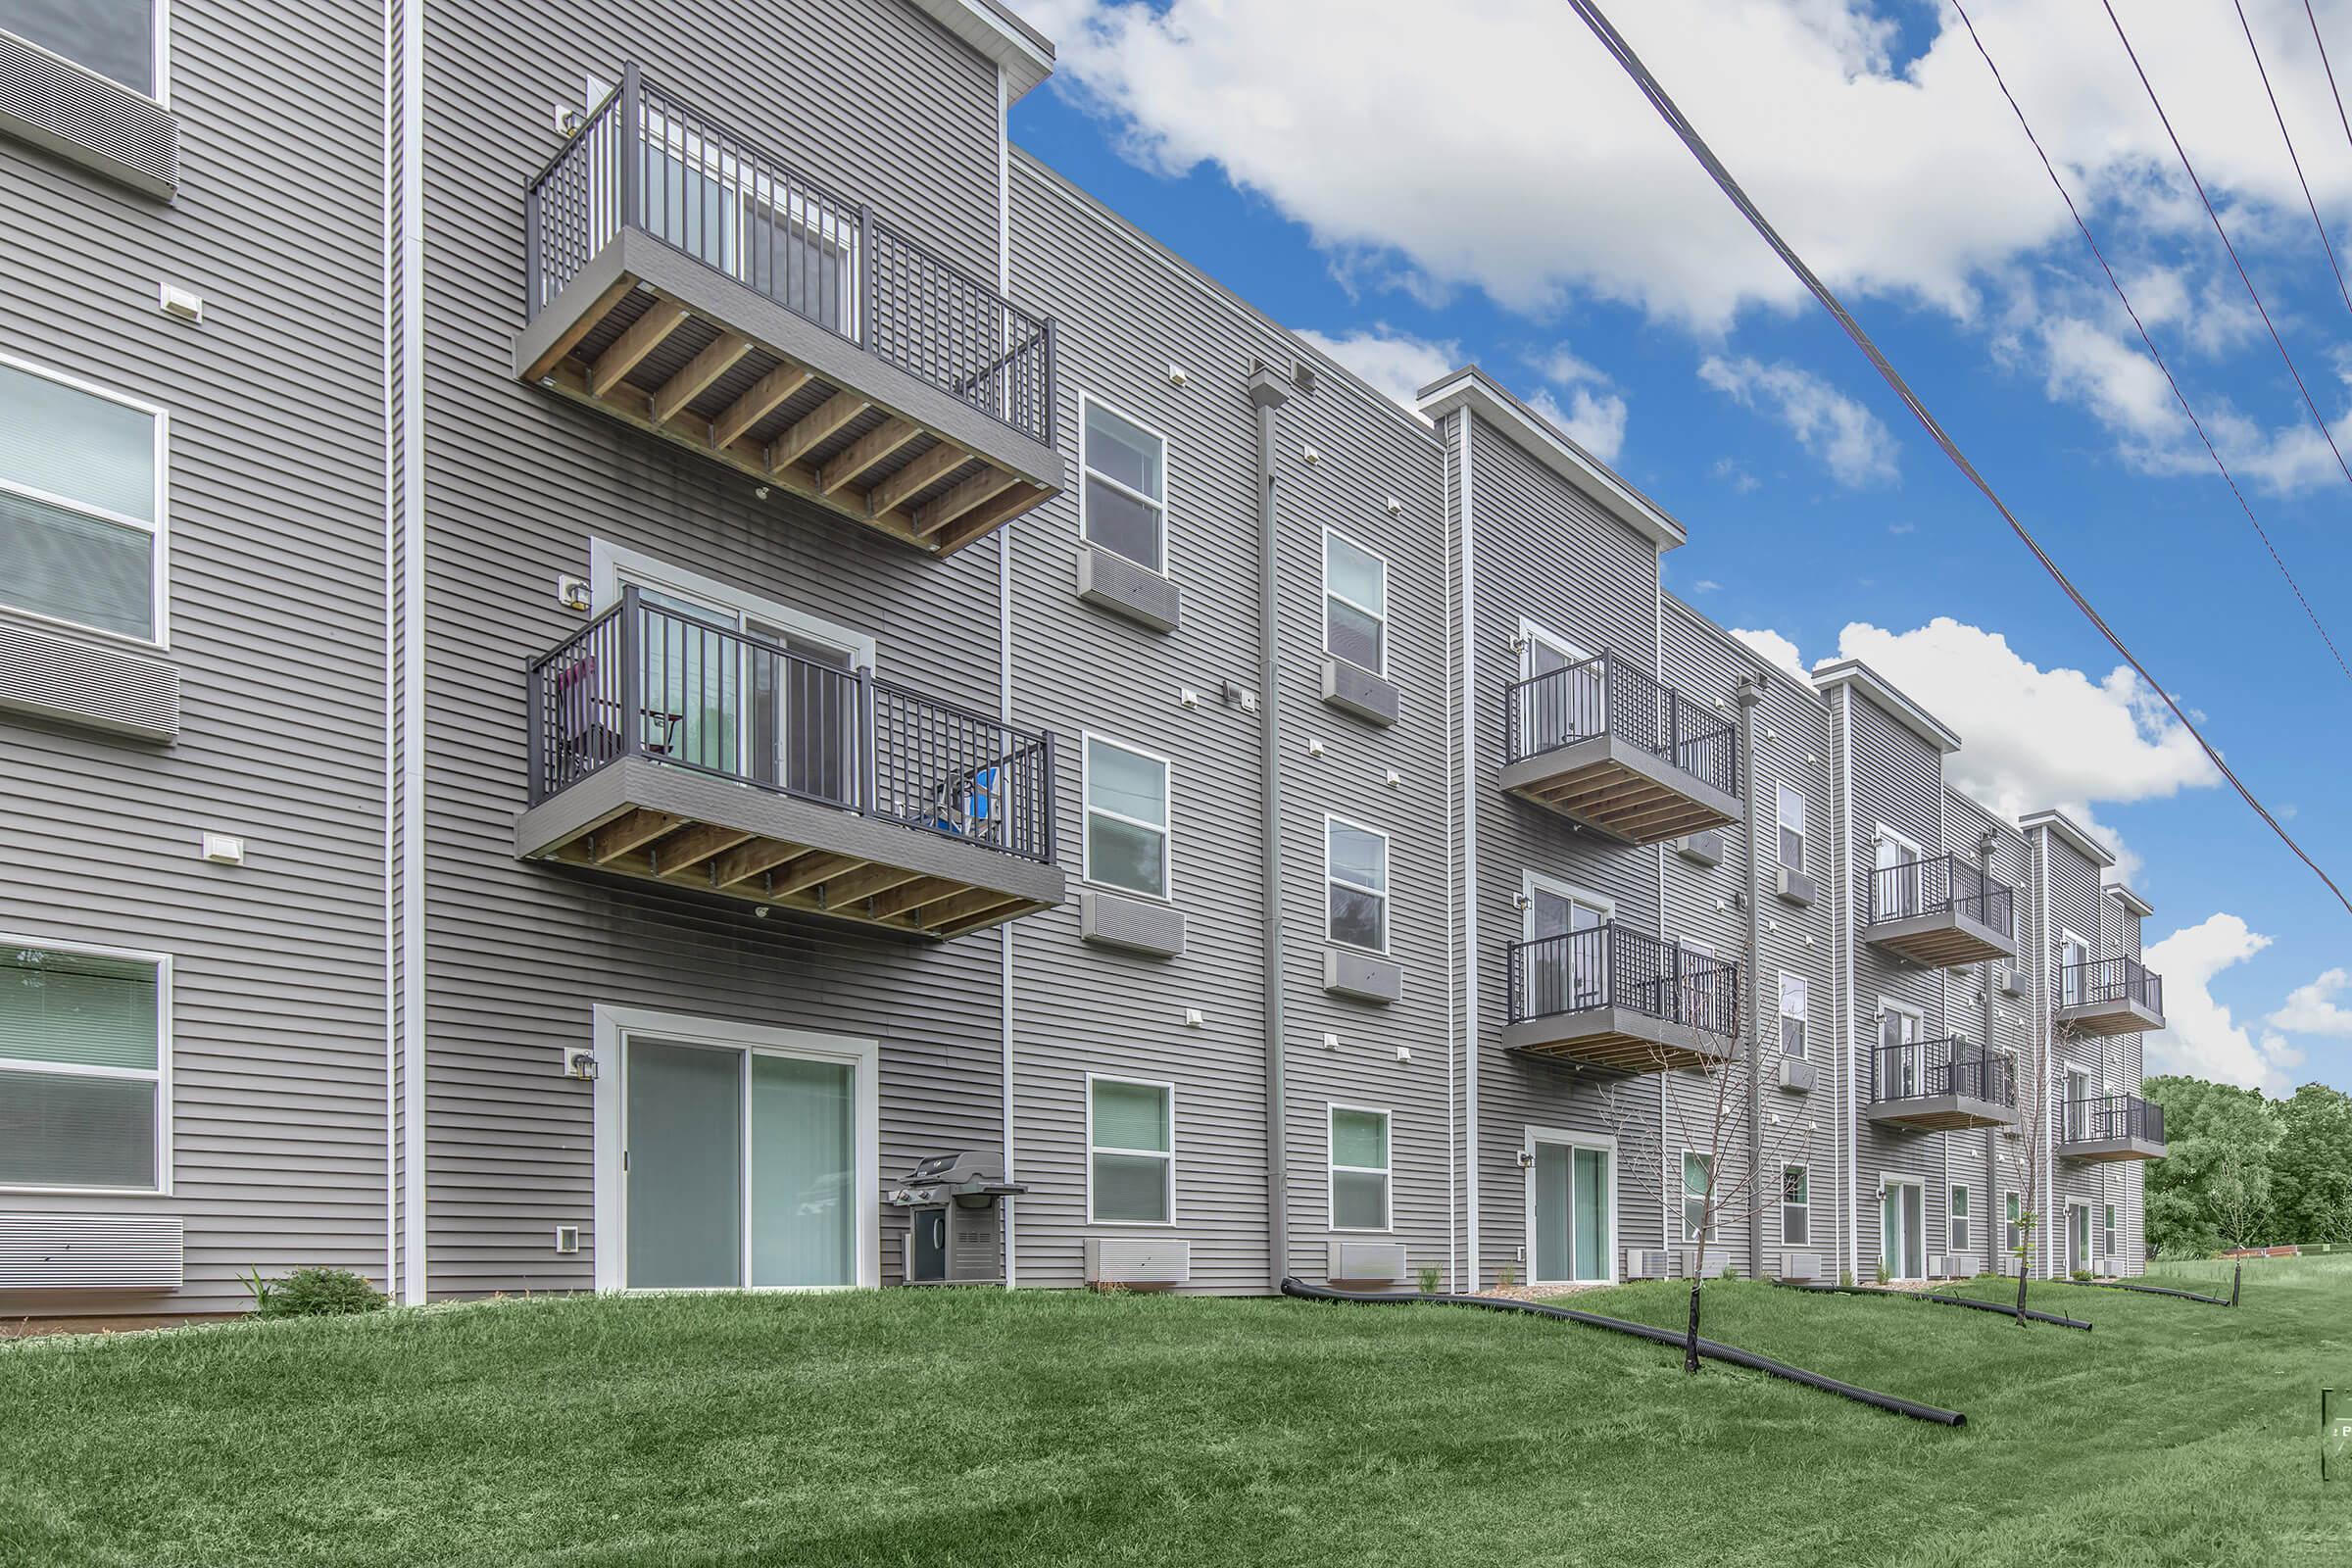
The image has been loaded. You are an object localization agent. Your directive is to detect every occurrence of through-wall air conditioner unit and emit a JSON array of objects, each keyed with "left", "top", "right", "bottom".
[
  {"left": 1997, "top": 966, "right": 2028, "bottom": 999},
  {"left": 1627, "top": 1249, "right": 1684, "bottom": 1280},
  {"left": 0, "top": 1214, "right": 184, "bottom": 1290},
  {"left": 1929, "top": 1253, "right": 1975, "bottom": 1279},
  {"left": 1673, "top": 830, "right": 1725, "bottom": 868},
  {"left": 1327, "top": 1240, "right": 1409, "bottom": 1286},
  {"left": 1776, "top": 864, "right": 1818, "bottom": 906},
  {"left": 1779, "top": 1056, "right": 1817, "bottom": 1094},
  {"left": 1085, "top": 1237, "right": 1189, "bottom": 1289},
  {"left": 1679, "top": 1248, "right": 1732, "bottom": 1279},
  {"left": 1778, "top": 1251, "right": 1823, "bottom": 1282}
]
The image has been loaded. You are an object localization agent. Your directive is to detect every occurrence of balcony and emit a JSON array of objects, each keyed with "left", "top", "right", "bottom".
[
  {"left": 2056, "top": 956, "right": 2166, "bottom": 1036},
  {"left": 2058, "top": 1095, "right": 2168, "bottom": 1162},
  {"left": 1499, "top": 653, "right": 1740, "bottom": 845},
  {"left": 515, "top": 67, "right": 1063, "bottom": 557},
  {"left": 1502, "top": 924, "right": 1740, "bottom": 1072},
  {"left": 1863, "top": 1038, "right": 2015, "bottom": 1132},
  {"left": 1864, "top": 854, "right": 2018, "bottom": 968},
  {"left": 515, "top": 589, "right": 1064, "bottom": 938}
]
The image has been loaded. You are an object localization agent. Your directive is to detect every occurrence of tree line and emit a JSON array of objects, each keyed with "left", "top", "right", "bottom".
[{"left": 2141, "top": 1077, "right": 2352, "bottom": 1256}]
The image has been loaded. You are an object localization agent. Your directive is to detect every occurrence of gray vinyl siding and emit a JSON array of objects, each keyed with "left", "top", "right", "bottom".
[
  {"left": 1006, "top": 152, "right": 1450, "bottom": 1292},
  {"left": 1662, "top": 596, "right": 1837, "bottom": 1278},
  {"left": 2040, "top": 830, "right": 2117, "bottom": 1277},
  {"left": 1837, "top": 691, "right": 1956, "bottom": 1272},
  {"left": 0, "top": 0, "right": 391, "bottom": 1313},
  {"left": 412, "top": 0, "right": 1016, "bottom": 1298},
  {"left": 1940, "top": 789, "right": 2035, "bottom": 1277},
  {"left": 1461, "top": 408, "right": 1672, "bottom": 1284}
]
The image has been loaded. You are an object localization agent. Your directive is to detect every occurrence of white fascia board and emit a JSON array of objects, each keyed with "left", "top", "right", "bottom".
[
  {"left": 2108, "top": 883, "right": 2155, "bottom": 918},
  {"left": 908, "top": 0, "right": 1054, "bottom": 101},
  {"left": 1810, "top": 659, "right": 1962, "bottom": 755},
  {"left": 2020, "top": 807, "right": 2117, "bottom": 870},
  {"left": 1415, "top": 367, "right": 1688, "bottom": 553}
]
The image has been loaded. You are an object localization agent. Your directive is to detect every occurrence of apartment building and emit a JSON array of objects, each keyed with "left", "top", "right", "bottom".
[{"left": 0, "top": 0, "right": 2167, "bottom": 1318}]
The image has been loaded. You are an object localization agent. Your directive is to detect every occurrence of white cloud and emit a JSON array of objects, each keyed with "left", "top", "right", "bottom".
[
  {"left": 1534, "top": 343, "right": 1610, "bottom": 387},
  {"left": 1731, "top": 627, "right": 1810, "bottom": 682},
  {"left": 1529, "top": 386, "right": 1629, "bottom": 463},
  {"left": 1711, "top": 457, "right": 1760, "bottom": 493},
  {"left": 1690, "top": 578, "right": 1723, "bottom": 594},
  {"left": 1832, "top": 619, "right": 2217, "bottom": 866},
  {"left": 2144, "top": 914, "right": 2298, "bottom": 1094},
  {"left": 1294, "top": 323, "right": 1457, "bottom": 411},
  {"left": 1018, "top": 0, "right": 2352, "bottom": 330},
  {"left": 1697, "top": 356, "right": 1898, "bottom": 486},
  {"left": 2268, "top": 967, "right": 2352, "bottom": 1037}
]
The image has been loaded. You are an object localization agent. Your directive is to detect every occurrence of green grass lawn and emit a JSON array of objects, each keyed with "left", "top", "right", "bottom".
[{"left": 5, "top": 1256, "right": 2348, "bottom": 1567}]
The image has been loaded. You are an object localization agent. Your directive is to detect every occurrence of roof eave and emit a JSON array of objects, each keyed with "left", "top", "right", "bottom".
[{"left": 1416, "top": 367, "right": 1688, "bottom": 553}]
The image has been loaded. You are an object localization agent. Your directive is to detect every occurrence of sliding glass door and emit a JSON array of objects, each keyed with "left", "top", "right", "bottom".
[
  {"left": 623, "top": 1035, "right": 860, "bottom": 1290},
  {"left": 1532, "top": 1137, "right": 1612, "bottom": 1284}
]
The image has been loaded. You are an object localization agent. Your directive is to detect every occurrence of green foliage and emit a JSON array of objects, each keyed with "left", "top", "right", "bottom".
[
  {"left": 1494, "top": 1265, "right": 1515, "bottom": 1291},
  {"left": 246, "top": 1266, "right": 388, "bottom": 1319},
  {"left": 2142, "top": 1076, "right": 2281, "bottom": 1254},
  {"left": 1415, "top": 1264, "right": 1442, "bottom": 1296},
  {"left": 1873, "top": 1257, "right": 1890, "bottom": 1286},
  {"left": 1838, "top": 1268, "right": 1855, "bottom": 1288},
  {"left": 2070, "top": 1269, "right": 2092, "bottom": 1283},
  {"left": 2269, "top": 1084, "right": 2352, "bottom": 1247}
]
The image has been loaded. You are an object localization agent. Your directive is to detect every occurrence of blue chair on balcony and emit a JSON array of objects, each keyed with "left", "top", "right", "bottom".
[{"left": 933, "top": 764, "right": 1001, "bottom": 845}]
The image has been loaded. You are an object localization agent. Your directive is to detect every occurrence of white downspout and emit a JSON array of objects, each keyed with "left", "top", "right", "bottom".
[
  {"left": 995, "top": 63, "right": 1017, "bottom": 1291},
  {"left": 378, "top": 0, "right": 399, "bottom": 1298},
  {"left": 1837, "top": 684, "right": 1859, "bottom": 1285},
  {"left": 396, "top": 0, "right": 428, "bottom": 1307},
  {"left": 1459, "top": 409, "right": 1480, "bottom": 1290}
]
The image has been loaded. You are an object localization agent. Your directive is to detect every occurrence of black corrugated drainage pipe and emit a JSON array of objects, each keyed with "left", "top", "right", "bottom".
[
  {"left": 1281, "top": 1278, "right": 1965, "bottom": 1426},
  {"left": 1781, "top": 1281, "right": 2091, "bottom": 1331},
  {"left": 2069, "top": 1278, "right": 2232, "bottom": 1306}
]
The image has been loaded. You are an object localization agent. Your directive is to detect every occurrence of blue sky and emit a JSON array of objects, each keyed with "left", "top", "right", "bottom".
[{"left": 1006, "top": 0, "right": 2352, "bottom": 1095}]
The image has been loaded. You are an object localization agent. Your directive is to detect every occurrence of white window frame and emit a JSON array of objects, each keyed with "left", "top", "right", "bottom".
[
  {"left": 2103, "top": 1201, "right": 2117, "bottom": 1259},
  {"left": 1521, "top": 870, "right": 1612, "bottom": 934},
  {"left": 0, "top": 1, "right": 169, "bottom": 104},
  {"left": 1776, "top": 781, "right": 1807, "bottom": 873},
  {"left": 1081, "top": 731, "right": 1173, "bottom": 902},
  {"left": 1877, "top": 995, "right": 1924, "bottom": 1098},
  {"left": 2059, "top": 929, "right": 2091, "bottom": 1008},
  {"left": 0, "top": 350, "right": 171, "bottom": 649},
  {"left": 2004, "top": 1189, "right": 2023, "bottom": 1256},
  {"left": 1880, "top": 1172, "right": 1927, "bottom": 1279},
  {"left": 1950, "top": 1183, "right": 1971, "bottom": 1253},
  {"left": 1681, "top": 1149, "right": 1715, "bottom": 1243},
  {"left": 1782, "top": 1161, "right": 1810, "bottom": 1247},
  {"left": 1076, "top": 392, "right": 1170, "bottom": 575},
  {"left": 1523, "top": 1125, "right": 1618, "bottom": 1285},
  {"left": 1323, "top": 812, "right": 1392, "bottom": 955},
  {"left": 1326, "top": 1102, "right": 1393, "bottom": 1234},
  {"left": 1321, "top": 525, "right": 1390, "bottom": 676},
  {"left": 1777, "top": 970, "right": 1809, "bottom": 1059},
  {"left": 0, "top": 933, "right": 172, "bottom": 1197},
  {"left": 1084, "top": 1072, "right": 1175, "bottom": 1228}
]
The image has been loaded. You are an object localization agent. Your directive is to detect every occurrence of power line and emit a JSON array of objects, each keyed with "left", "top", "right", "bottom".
[
  {"left": 1558, "top": 0, "right": 2352, "bottom": 919},
  {"left": 2100, "top": 0, "right": 2352, "bottom": 505},
  {"left": 1948, "top": 0, "right": 2352, "bottom": 687},
  {"left": 2235, "top": 0, "right": 2352, "bottom": 319},
  {"left": 2306, "top": 3, "right": 2352, "bottom": 214}
]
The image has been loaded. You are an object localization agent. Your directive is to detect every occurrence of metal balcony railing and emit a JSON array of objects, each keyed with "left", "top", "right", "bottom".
[
  {"left": 523, "top": 66, "right": 1055, "bottom": 444},
  {"left": 2059, "top": 956, "right": 2163, "bottom": 1016},
  {"left": 1867, "top": 853, "right": 2016, "bottom": 937},
  {"left": 1871, "top": 1037, "right": 2015, "bottom": 1106},
  {"left": 1505, "top": 923, "right": 1740, "bottom": 1038},
  {"left": 1501, "top": 652, "right": 1738, "bottom": 796},
  {"left": 2060, "top": 1094, "right": 2166, "bottom": 1147},
  {"left": 526, "top": 587, "right": 1055, "bottom": 865}
]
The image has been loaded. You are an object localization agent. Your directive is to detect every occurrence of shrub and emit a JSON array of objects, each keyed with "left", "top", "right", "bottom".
[
  {"left": 1415, "top": 1264, "right": 1442, "bottom": 1295},
  {"left": 1839, "top": 1268, "right": 1855, "bottom": 1288},
  {"left": 1874, "top": 1258, "right": 1890, "bottom": 1286},
  {"left": 245, "top": 1266, "right": 388, "bottom": 1319},
  {"left": 1495, "top": 1265, "right": 1516, "bottom": 1290},
  {"left": 2070, "top": 1268, "right": 2092, "bottom": 1284}
]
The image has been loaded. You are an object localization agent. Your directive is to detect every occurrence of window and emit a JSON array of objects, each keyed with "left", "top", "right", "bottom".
[
  {"left": 0, "top": 0, "right": 163, "bottom": 99},
  {"left": 2004, "top": 1191, "right": 2023, "bottom": 1255},
  {"left": 1782, "top": 1163, "right": 1810, "bottom": 1246},
  {"left": 1080, "top": 397, "right": 1166, "bottom": 572},
  {"left": 1950, "top": 1185, "right": 1970, "bottom": 1252},
  {"left": 1778, "top": 971, "right": 1809, "bottom": 1058},
  {"left": 0, "top": 356, "right": 167, "bottom": 644},
  {"left": 1776, "top": 783, "right": 1806, "bottom": 873},
  {"left": 0, "top": 940, "right": 169, "bottom": 1192},
  {"left": 1323, "top": 528, "right": 1388, "bottom": 674},
  {"left": 2103, "top": 1203, "right": 2117, "bottom": 1258},
  {"left": 1087, "top": 1076, "right": 1172, "bottom": 1224},
  {"left": 1324, "top": 817, "right": 1390, "bottom": 953},
  {"left": 1328, "top": 1105, "right": 1391, "bottom": 1231},
  {"left": 1083, "top": 735, "right": 1170, "bottom": 900},
  {"left": 1682, "top": 1152, "right": 1714, "bottom": 1242}
]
